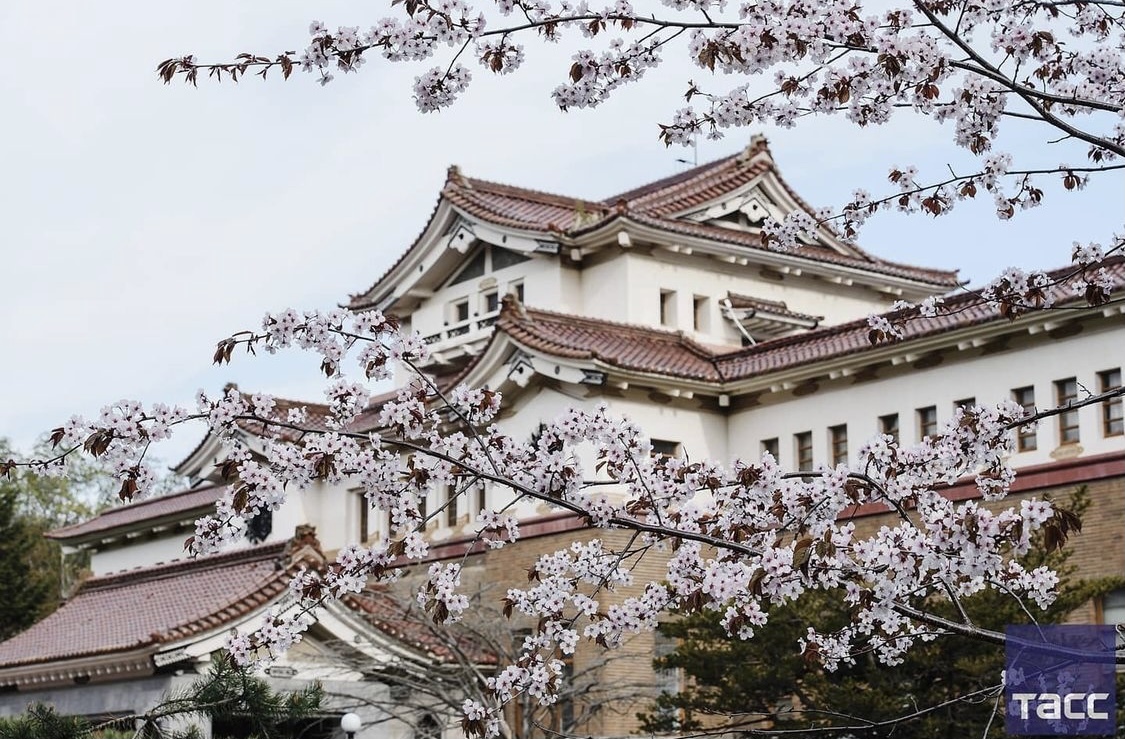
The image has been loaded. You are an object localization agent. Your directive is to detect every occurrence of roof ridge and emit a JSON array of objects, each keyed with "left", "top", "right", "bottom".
[
  {"left": 460, "top": 175, "right": 607, "bottom": 211},
  {"left": 601, "top": 144, "right": 761, "bottom": 205},
  {"left": 79, "top": 541, "right": 287, "bottom": 593}
]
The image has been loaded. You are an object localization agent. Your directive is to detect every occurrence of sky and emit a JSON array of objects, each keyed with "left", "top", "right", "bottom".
[{"left": 1, "top": 0, "right": 1121, "bottom": 471}]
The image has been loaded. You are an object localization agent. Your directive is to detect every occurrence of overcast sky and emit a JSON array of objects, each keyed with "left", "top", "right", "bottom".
[{"left": 1, "top": 0, "right": 1121, "bottom": 469}]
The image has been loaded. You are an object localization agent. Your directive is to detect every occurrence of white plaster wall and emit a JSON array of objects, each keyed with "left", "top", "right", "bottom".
[
  {"left": 578, "top": 252, "right": 899, "bottom": 345},
  {"left": 728, "top": 326, "right": 1124, "bottom": 471},
  {"left": 91, "top": 536, "right": 189, "bottom": 575},
  {"left": 88, "top": 493, "right": 312, "bottom": 576},
  {"left": 409, "top": 251, "right": 551, "bottom": 342}
]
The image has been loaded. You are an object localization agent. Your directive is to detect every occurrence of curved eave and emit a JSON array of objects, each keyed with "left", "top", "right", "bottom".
[
  {"left": 721, "top": 300, "right": 1121, "bottom": 396},
  {"left": 565, "top": 215, "right": 958, "bottom": 296},
  {"left": 172, "top": 431, "right": 226, "bottom": 479},
  {"left": 0, "top": 648, "right": 156, "bottom": 689},
  {"left": 351, "top": 202, "right": 562, "bottom": 315},
  {"left": 47, "top": 507, "right": 209, "bottom": 549},
  {"left": 348, "top": 198, "right": 462, "bottom": 311}
]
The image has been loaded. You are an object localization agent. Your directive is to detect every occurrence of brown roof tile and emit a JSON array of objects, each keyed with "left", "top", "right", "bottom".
[
  {"left": 715, "top": 258, "right": 1125, "bottom": 379},
  {"left": 725, "top": 292, "right": 822, "bottom": 323},
  {"left": 0, "top": 542, "right": 290, "bottom": 670},
  {"left": 48, "top": 485, "right": 227, "bottom": 542},
  {"left": 349, "top": 141, "right": 959, "bottom": 308},
  {"left": 497, "top": 303, "right": 733, "bottom": 382},
  {"left": 489, "top": 258, "right": 1123, "bottom": 385},
  {"left": 346, "top": 588, "right": 497, "bottom": 666}
]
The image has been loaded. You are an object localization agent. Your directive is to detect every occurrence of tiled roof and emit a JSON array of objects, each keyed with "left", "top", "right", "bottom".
[
  {"left": 348, "top": 140, "right": 958, "bottom": 308},
  {"left": 491, "top": 258, "right": 1124, "bottom": 385},
  {"left": 714, "top": 257, "right": 1125, "bottom": 379},
  {"left": 616, "top": 211, "right": 959, "bottom": 286},
  {"left": 725, "top": 292, "right": 822, "bottom": 323},
  {"left": 497, "top": 303, "right": 734, "bottom": 382},
  {"left": 604, "top": 143, "right": 770, "bottom": 215},
  {"left": 346, "top": 588, "right": 497, "bottom": 666},
  {"left": 0, "top": 542, "right": 290, "bottom": 670},
  {"left": 48, "top": 484, "right": 227, "bottom": 542}
]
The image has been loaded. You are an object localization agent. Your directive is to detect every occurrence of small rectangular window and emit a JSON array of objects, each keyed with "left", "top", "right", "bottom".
[
  {"left": 483, "top": 290, "right": 499, "bottom": 314},
  {"left": 879, "top": 413, "right": 900, "bottom": 443},
  {"left": 1099, "top": 369, "right": 1122, "bottom": 437},
  {"left": 829, "top": 425, "right": 848, "bottom": 466},
  {"left": 693, "top": 295, "right": 709, "bottom": 332},
  {"left": 1013, "top": 386, "right": 1037, "bottom": 451},
  {"left": 1056, "top": 378, "right": 1081, "bottom": 443},
  {"left": 451, "top": 298, "right": 470, "bottom": 323},
  {"left": 444, "top": 484, "right": 458, "bottom": 527},
  {"left": 660, "top": 289, "right": 676, "bottom": 327},
  {"left": 795, "top": 431, "right": 813, "bottom": 470},
  {"left": 355, "top": 490, "right": 370, "bottom": 543},
  {"left": 917, "top": 406, "right": 938, "bottom": 440},
  {"left": 509, "top": 281, "right": 525, "bottom": 303},
  {"left": 651, "top": 439, "right": 682, "bottom": 459},
  {"left": 954, "top": 397, "right": 976, "bottom": 412},
  {"left": 761, "top": 437, "right": 779, "bottom": 460}
]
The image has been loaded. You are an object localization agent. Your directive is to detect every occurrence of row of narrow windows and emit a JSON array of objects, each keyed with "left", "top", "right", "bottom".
[
  {"left": 448, "top": 282, "right": 524, "bottom": 325},
  {"left": 760, "top": 368, "right": 1122, "bottom": 469},
  {"left": 660, "top": 289, "right": 711, "bottom": 332}
]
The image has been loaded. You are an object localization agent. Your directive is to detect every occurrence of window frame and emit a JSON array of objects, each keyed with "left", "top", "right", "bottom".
[
  {"left": 1055, "top": 377, "right": 1080, "bottom": 444},
  {"left": 879, "top": 413, "right": 900, "bottom": 443},
  {"left": 829, "top": 424, "right": 848, "bottom": 466},
  {"left": 1099, "top": 368, "right": 1123, "bottom": 437},
  {"left": 1012, "top": 385, "right": 1037, "bottom": 452},
  {"left": 795, "top": 431, "right": 813, "bottom": 470},
  {"left": 917, "top": 405, "right": 938, "bottom": 440}
]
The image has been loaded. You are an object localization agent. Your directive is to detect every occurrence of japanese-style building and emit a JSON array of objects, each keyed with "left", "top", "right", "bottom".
[{"left": 1, "top": 137, "right": 1122, "bottom": 738}]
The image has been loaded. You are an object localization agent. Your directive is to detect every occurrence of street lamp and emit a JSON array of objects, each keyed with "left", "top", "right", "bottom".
[{"left": 340, "top": 712, "right": 362, "bottom": 739}]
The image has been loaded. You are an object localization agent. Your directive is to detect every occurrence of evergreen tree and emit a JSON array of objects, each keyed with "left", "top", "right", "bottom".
[
  {"left": 0, "top": 486, "right": 54, "bottom": 640},
  {"left": 0, "top": 659, "right": 325, "bottom": 739},
  {"left": 639, "top": 490, "right": 1121, "bottom": 738}
]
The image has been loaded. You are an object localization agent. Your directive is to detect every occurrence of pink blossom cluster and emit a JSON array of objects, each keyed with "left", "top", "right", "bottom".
[{"left": 22, "top": 303, "right": 1100, "bottom": 737}]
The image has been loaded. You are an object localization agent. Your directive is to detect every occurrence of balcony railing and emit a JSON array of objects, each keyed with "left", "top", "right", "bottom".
[{"left": 422, "top": 310, "right": 501, "bottom": 348}]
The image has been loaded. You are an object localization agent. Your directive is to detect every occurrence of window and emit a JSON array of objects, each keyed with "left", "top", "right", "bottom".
[
  {"left": 482, "top": 290, "right": 499, "bottom": 314},
  {"left": 450, "top": 298, "right": 470, "bottom": 323},
  {"left": 1103, "top": 589, "right": 1125, "bottom": 627},
  {"left": 761, "top": 437, "right": 779, "bottom": 460},
  {"left": 954, "top": 397, "right": 976, "bottom": 412},
  {"left": 356, "top": 490, "right": 370, "bottom": 543},
  {"left": 1013, "top": 386, "right": 1037, "bottom": 451},
  {"left": 444, "top": 484, "right": 458, "bottom": 527},
  {"left": 653, "top": 630, "right": 682, "bottom": 720},
  {"left": 1056, "top": 377, "right": 1080, "bottom": 443},
  {"left": 917, "top": 406, "right": 938, "bottom": 440},
  {"left": 1100, "top": 369, "right": 1122, "bottom": 437},
  {"left": 795, "top": 431, "right": 813, "bottom": 470},
  {"left": 693, "top": 295, "right": 709, "bottom": 331},
  {"left": 879, "top": 413, "right": 900, "bottom": 443},
  {"left": 508, "top": 280, "right": 525, "bottom": 303},
  {"left": 660, "top": 289, "right": 676, "bottom": 327},
  {"left": 829, "top": 425, "right": 848, "bottom": 466},
  {"left": 651, "top": 439, "right": 682, "bottom": 459}
]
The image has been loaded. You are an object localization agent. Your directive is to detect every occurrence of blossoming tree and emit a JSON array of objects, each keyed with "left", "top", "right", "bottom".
[{"left": 7, "top": 0, "right": 1125, "bottom": 735}]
